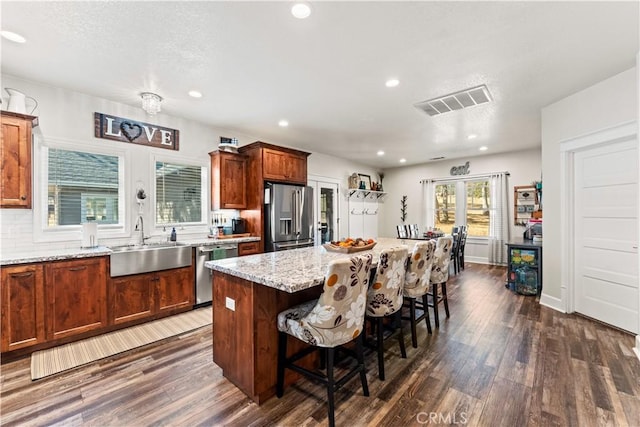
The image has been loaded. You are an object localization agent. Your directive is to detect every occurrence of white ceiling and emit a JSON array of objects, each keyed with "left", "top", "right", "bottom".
[{"left": 1, "top": 1, "right": 638, "bottom": 169}]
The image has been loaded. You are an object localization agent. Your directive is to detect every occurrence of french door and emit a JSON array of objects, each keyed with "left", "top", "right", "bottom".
[{"left": 308, "top": 179, "right": 339, "bottom": 246}]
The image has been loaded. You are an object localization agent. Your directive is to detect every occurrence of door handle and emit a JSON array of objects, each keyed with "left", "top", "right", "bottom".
[{"left": 69, "top": 266, "right": 87, "bottom": 272}]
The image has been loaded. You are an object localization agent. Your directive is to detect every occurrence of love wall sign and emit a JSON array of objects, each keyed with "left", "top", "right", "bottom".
[{"left": 94, "top": 113, "right": 179, "bottom": 151}]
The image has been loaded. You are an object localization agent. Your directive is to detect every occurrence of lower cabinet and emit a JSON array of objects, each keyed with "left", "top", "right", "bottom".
[
  {"left": 110, "top": 274, "right": 156, "bottom": 325},
  {"left": 45, "top": 257, "right": 108, "bottom": 341},
  {"left": 2, "top": 257, "right": 195, "bottom": 354},
  {"left": 157, "top": 267, "right": 194, "bottom": 313},
  {"left": 109, "top": 266, "right": 194, "bottom": 325},
  {"left": 0, "top": 264, "right": 46, "bottom": 352},
  {"left": 238, "top": 241, "right": 261, "bottom": 256}
]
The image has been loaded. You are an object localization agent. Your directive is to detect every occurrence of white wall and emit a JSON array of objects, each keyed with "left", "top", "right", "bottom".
[
  {"left": 0, "top": 76, "right": 377, "bottom": 253},
  {"left": 307, "top": 151, "right": 381, "bottom": 240},
  {"left": 541, "top": 67, "right": 638, "bottom": 304},
  {"left": 379, "top": 149, "right": 542, "bottom": 263}
]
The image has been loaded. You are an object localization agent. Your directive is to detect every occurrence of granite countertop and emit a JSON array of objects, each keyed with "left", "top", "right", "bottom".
[
  {"left": 205, "top": 237, "right": 410, "bottom": 293},
  {"left": 0, "top": 236, "right": 260, "bottom": 266}
]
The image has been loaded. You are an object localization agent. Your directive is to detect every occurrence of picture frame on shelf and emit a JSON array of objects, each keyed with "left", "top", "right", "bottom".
[{"left": 358, "top": 173, "right": 371, "bottom": 190}]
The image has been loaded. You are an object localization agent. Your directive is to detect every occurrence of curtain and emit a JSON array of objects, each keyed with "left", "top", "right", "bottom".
[
  {"left": 488, "top": 172, "right": 509, "bottom": 264},
  {"left": 421, "top": 179, "right": 435, "bottom": 230}
]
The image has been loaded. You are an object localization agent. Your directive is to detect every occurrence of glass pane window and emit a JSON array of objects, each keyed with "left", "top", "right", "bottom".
[
  {"left": 434, "top": 183, "right": 456, "bottom": 233},
  {"left": 155, "top": 161, "right": 204, "bottom": 225},
  {"left": 466, "top": 180, "right": 490, "bottom": 237},
  {"left": 47, "top": 149, "right": 120, "bottom": 226}
]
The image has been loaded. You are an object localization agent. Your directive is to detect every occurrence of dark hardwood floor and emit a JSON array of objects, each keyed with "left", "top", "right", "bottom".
[{"left": 2, "top": 263, "right": 639, "bottom": 426}]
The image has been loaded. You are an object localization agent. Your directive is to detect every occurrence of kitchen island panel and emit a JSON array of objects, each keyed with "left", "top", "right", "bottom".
[{"left": 212, "top": 270, "right": 320, "bottom": 403}]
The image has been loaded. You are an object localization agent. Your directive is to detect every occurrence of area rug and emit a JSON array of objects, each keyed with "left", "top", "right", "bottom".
[{"left": 31, "top": 307, "right": 212, "bottom": 380}]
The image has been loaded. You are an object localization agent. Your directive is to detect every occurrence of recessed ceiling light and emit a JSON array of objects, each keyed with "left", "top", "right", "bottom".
[
  {"left": 291, "top": 3, "right": 311, "bottom": 19},
  {"left": 399, "top": 158, "right": 407, "bottom": 163},
  {"left": 479, "top": 146, "right": 488, "bottom": 151},
  {"left": 467, "top": 134, "right": 478, "bottom": 140},
  {"left": 1, "top": 31, "right": 26, "bottom": 43},
  {"left": 377, "top": 150, "right": 385, "bottom": 156},
  {"left": 278, "top": 120, "right": 289, "bottom": 127},
  {"left": 188, "top": 90, "right": 202, "bottom": 98},
  {"left": 385, "top": 79, "right": 400, "bottom": 88}
]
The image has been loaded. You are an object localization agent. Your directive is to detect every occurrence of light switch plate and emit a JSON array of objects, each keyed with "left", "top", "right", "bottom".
[{"left": 225, "top": 297, "right": 236, "bottom": 311}]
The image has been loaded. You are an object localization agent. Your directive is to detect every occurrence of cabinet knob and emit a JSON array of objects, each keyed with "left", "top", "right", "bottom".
[{"left": 20, "top": 195, "right": 26, "bottom": 200}]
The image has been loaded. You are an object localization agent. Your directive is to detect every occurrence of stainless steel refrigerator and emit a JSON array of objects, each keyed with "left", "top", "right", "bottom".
[{"left": 264, "top": 182, "right": 314, "bottom": 252}]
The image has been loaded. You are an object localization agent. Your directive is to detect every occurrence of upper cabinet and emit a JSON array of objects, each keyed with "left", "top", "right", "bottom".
[
  {"left": 1, "top": 111, "right": 38, "bottom": 209},
  {"left": 210, "top": 150, "right": 247, "bottom": 209},
  {"left": 261, "top": 147, "right": 308, "bottom": 184}
]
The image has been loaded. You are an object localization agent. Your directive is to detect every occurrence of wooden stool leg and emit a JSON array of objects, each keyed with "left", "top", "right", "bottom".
[
  {"left": 422, "top": 294, "right": 432, "bottom": 335},
  {"left": 276, "top": 331, "right": 287, "bottom": 398},
  {"left": 442, "top": 282, "right": 450, "bottom": 318},
  {"left": 327, "top": 347, "right": 336, "bottom": 427},
  {"left": 432, "top": 282, "right": 440, "bottom": 328},
  {"left": 355, "top": 334, "right": 369, "bottom": 396},
  {"left": 395, "top": 310, "right": 407, "bottom": 358}
]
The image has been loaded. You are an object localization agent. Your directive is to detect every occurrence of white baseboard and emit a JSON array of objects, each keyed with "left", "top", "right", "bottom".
[
  {"left": 634, "top": 336, "right": 640, "bottom": 362},
  {"left": 539, "top": 292, "right": 566, "bottom": 313},
  {"left": 465, "top": 256, "right": 494, "bottom": 265}
]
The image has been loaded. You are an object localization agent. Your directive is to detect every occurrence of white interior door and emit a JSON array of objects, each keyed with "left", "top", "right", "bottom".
[
  {"left": 574, "top": 138, "right": 638, "bottom": 333},
  {"left": 309, "top": 180, "right": 339, "bottom": 246}
]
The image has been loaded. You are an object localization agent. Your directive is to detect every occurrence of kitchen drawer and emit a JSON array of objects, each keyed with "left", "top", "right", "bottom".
[{"left": 238, "top": 241, "right": 260, "bottom": 256}]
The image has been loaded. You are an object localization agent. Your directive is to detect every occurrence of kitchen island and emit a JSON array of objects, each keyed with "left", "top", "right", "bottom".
[{"left": 205, "top": 237, "right": 408, "bottom": 403}]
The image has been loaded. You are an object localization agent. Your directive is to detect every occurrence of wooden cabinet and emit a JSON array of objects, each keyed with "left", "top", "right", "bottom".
[
  {"left": 109, "top": 273, "right": 156, "bottom": 325},
  {"left": 210, "top": 150, "right": 247, "bottom": 209},
  {"left": 156, "top": 266, "right": 194, "bottom": 313},
  {"left": 238, "top": 241, "right": 260, "bottom": 256},
  {"left": 262, "top": 147, "right": 307, "bottom": 184},
  {"left": 1, "top": 112, "right": 37, "bottom": 209},
  {"left": 1, "top": 264, "right": 46, "bottom": 352},
  {"left": 108, "top": 265, "right": 194, "bottom": 325},
  {"left": 45, "top": 257, "right": 108, "bottom": 341},
  {"left": 238, "top": 142, "right": 311, "bottom": 252}
]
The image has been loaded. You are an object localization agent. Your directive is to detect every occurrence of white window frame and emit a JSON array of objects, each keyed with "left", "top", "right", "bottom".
[
  {"left": 151, "top": 153, "right": 209, "bottom": 232},
  {"left": 431, "top": 177, "right": 491, "bottom": 240},
  {"left": 33, "top": 136, "right": 129, "bottom": 243}
]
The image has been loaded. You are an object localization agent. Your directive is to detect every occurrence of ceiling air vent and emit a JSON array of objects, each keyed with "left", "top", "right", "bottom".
[
  {"left": 415, "top": 84, "right": 492, "bottom": 117},
  {"left": 429, "top": 156, "right": 445, "bottom": 161}
]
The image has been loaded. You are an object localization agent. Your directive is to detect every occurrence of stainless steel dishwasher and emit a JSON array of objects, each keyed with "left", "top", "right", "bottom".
[{"left": 195, "top": 243, "right": 238, "bottom": 307}]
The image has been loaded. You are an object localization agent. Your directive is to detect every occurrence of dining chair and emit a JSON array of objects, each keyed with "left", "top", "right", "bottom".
[
  {"left": 458, "top": 227, "right": 468, "bottom": 271},
  {"left": 365, "top": 246, "right": 409, "bottom": 380},
  {"left": 276, "top": 253, "right": 372, "bottom": 427},
  {"left": 402, "top": 239, "right": 437, "bottom": 348},
  {"left": 428, "top": 236, "right": 454, "bottom": 328}
]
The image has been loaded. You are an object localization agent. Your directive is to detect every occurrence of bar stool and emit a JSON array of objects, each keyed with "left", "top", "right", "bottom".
[
  {"left": 428, "top": 236, "right": 454, "bottom": 328},
  {"left": 276, "top": 253, "right": 372, "bottom": 427},
  {"left": 365, "top": 246, "right": 409, "bottom": 380},
  {"left": 402, "top": 240, "right": 437, "bottom": 348}
]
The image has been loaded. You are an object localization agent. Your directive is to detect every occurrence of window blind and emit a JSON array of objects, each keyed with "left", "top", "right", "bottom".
[
  {"left": 155, "top": 161, "right": 203, "bottom": 224},
  {"left": 47, "top": 149, "right": 120, "bottom": 226}
]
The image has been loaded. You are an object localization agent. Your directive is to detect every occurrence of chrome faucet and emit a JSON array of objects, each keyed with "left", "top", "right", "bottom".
[{"left": 135, "top": 215, "right": 148, "bottom": 245}]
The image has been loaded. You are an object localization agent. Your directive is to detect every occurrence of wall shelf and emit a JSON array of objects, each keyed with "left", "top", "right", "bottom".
[{"left": 347, "top": 189, "right": 387, "bottom": 201}]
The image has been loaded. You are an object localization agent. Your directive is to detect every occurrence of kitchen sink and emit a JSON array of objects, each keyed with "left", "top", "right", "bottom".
[{"left": 109, "top": 242, "right": 192, "bottom": 277}]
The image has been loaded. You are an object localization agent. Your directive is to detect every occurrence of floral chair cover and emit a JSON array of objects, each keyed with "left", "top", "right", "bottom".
[
  {"left": 366, "top": 246, "right": 409, "bottom": 317},
  {"left": 430, "top": 236, "right": 454, "bottom": 284},
  {"left": 277, "top": 253, "right": 373, "bottom": 348},
  {"left": 403, "top": 240, "right": 437, "bottom": 298}
]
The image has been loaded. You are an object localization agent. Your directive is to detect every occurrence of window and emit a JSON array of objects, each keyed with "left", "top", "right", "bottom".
[
  {"left": 465, "top": 180, "right": 490, "bottom": 237},
  {"left": 47, "top": 148, "right": 121, "bottom": 227},
  {"left": 434, "top": 183, "right": 456, "bottom": 233},
  {"left": 155, "top": 161, "right": 205, "bottom": 225},
  {"left": 432, "top": 179, "right": 491, "bottom": 237}
]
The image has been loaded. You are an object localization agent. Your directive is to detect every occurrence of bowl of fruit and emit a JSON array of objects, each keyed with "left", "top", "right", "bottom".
[{"left": 323, "top": 237, "right": 376, "bottom": 253}]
